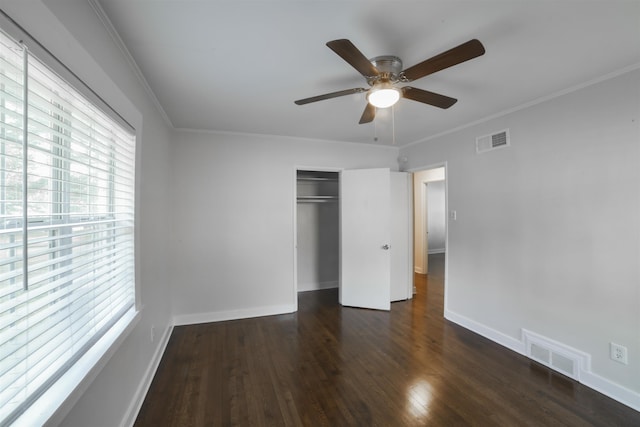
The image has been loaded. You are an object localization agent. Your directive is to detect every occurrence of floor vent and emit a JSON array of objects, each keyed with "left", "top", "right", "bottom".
[
  {"left": 476, "top": 129, "right": 510, "bottom": 154},
  {"left": 522, "top": 329, "right": 590, "bottom": 381}
]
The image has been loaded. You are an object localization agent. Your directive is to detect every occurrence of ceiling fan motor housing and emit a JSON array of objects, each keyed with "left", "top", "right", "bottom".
[
  {"left": 368, "top": 55, "right": 403, "bottom": 85},
  {"left": 294, "top": 38, "right": 485, "bottom": 123}
]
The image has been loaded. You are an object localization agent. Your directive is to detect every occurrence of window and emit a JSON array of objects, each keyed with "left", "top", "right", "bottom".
[{"left": 0, "top": 27, "right": 136, "bottom": 426}]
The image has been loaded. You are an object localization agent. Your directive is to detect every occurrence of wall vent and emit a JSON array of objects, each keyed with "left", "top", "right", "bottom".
[
  {"left": 522, "top": 329, "right": 590, "bottom": 381},
  {"left": 476, "top": 129, "right": 510, "bottom": 154}
]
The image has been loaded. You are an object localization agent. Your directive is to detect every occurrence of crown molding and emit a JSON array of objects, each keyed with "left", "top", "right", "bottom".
[
  {"left": 401, "top": 62, "right": 640, "bottom": 149},
  {"left": 88, "top": 0, "right": 174, "bottom": 129}
]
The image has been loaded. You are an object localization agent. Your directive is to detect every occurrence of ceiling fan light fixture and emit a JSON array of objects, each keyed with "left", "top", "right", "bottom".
[
  {"left": 367, "top": 82, "right": 400, "bottom": 108},
  {"left": 295, "top": 38, "right": 484, "bottom": 125}
]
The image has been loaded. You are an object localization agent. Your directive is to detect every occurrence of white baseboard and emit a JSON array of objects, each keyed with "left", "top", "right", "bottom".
[
  {"left": 444, "top": 309, "right": 526, "bottom": 355},
  {"left": 173, "top": 304, "right": 296, "bottom": 326},
  {"left": 581, "top": 367, "right": 640, "bottom": 411},
  {"left": 297, "top": 280, "right": 338, "bottom": 292},
  {"left": 444, "top": 308, "right": 640, "bottom": 412},
  {"left": 121, "top": 324, "right": 174, "bottom": 427},
  {"left": 121, "top": 303, "right": 296, "bottom": 425},
  {"left": 121, "top": 304, "right": 295, "bottom": 425}
]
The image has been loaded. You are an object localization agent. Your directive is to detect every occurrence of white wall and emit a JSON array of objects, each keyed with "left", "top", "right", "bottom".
[
  {"left": 401, "top": 69, "right": 640, "bottom": 406},
  {"left": 6, "top": 0, "right": 637, "bottom": 420},
  {"left": 170, "top": 132, "right": 398, "bottom": 323},
  {"left": 1, "top": 1, "right": 175, "bottom": 426}
]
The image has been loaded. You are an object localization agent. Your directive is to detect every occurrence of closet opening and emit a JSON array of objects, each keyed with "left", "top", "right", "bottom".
[{"left": 295, "top": 170, "right": 340, "bottom": 303}]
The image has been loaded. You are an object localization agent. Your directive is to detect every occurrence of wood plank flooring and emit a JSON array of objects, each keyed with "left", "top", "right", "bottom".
[{"left": 135, "top": 254, "right": 640, "bottom": 426}]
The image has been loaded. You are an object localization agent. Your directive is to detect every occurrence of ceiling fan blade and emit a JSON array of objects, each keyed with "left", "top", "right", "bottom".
[
  {"left": 401, "top": 87, "right": 457, "bottom": 109},
  {"left": 294, "top": 88, "right": 367, "bottom": 105},
  {"left": 359, "top": 103, "right": 376, "bottom": 124},
  {"left": 402, "top": 39, "right": 485, "bottom": 82},
  {"left": 326, "top": 39, "right": 380, "bottom": 78}
]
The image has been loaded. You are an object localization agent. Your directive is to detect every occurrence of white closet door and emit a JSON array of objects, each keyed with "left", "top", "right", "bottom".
[{"left": 340, "top": 168, "right": 391, "bottom": 311}]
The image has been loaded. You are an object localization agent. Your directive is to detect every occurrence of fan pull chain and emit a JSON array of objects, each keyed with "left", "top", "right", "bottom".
[
  {"left": 392, "top": 105, "right": 396, "bottom": 146},
  {"left": 373, "top": 116, "right": 378, "bottom": 142}
]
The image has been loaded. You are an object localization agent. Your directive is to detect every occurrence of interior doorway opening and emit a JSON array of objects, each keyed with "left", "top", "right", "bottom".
[
  {"left": 294, "top": 167, "right": 413, "bottom": 311},
  {"left": 412, "top": 166, "right": 446, "bottom": 276},
  {"left": 295, "top": 169, "right": 340, "bottom": 304}
]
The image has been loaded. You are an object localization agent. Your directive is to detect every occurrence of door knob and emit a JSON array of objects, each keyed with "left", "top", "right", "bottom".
[{"left": 382, "top": 244, "right": 390, "bottom": 250}]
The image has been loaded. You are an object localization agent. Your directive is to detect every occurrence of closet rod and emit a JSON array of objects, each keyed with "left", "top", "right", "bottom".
[{"left": 296, "top": 197, "right": 338, "bottom": 203}]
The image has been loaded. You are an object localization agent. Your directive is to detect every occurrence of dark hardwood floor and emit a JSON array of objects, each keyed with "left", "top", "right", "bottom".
[{"left": 135, "top": 254, "right": 640, "bottom": 426}]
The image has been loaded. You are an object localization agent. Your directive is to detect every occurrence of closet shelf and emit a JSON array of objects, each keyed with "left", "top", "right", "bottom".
[{"left": 297, "top": 177, "right": 338, "bottom": 182}]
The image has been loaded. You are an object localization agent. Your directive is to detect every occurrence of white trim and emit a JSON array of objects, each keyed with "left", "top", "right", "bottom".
[
  {"left": 401, "top": 63, "right": 640, "bottom": 149},
  {"left": 444, "top": 308, "right": 526, "bottom": 355},
  {"left": 444, "top": 309, "right": 640, "bottom": 412},
  {"left": 421, "top": 181, "right": 428, "bottom": 273},
  {"left": 297, "top": 280, "right": 339, "bottom": 292},
  {"left": 296, "top": 166, "right": 344, "bottom": 173},
  {"left": 319, "top": 280, "right": 339, "bottom": 290},
  {"left": 404, "top": 172, "right": 415, "bottom": 300},
  {"left": 581, "top": 371, "right": 640, "bottom": 412},
  {"left": 12, "top": 309, "right": 141, "bottom": 427},
  {"left": 120, "top": 324, "right": 174, "bottom": 427},
  {"left": 522, "top": 328, "right": 590, "bottom": 381},
  {"left": 293, "top": 165, "right": 343, "bottom": 309},
  {"left": 405, "top": 162, "right": 448, "bottom": 309},
  {"left": 87, "top": 0, "right": 173, "bottom": 129},
  {"left": 176, "top": 126, "right": 400, "bottom": 150},
  {"left": 292, "top": 167, "right": 299, "bottom": 312},
  {"left": 173, "top": 304, "right": 296, "bottom": 326},
  {"left": 442, "top": 165, "right": 450, "bottom": 316}
]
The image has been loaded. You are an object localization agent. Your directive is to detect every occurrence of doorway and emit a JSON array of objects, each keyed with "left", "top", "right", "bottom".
[
  {"left": 412, "top": 166, "right": 446, "bottom": 276},
  {"left": 294, "top": 167, "right": 413, "bottom": 311},
  {"left": 295, "top": 169, "right": 340, "bottom": 293}
]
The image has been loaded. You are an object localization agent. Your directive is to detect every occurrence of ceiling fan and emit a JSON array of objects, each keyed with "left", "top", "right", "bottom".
[{"left": 294, "top": 38, "right": 485, "bottom": 124}]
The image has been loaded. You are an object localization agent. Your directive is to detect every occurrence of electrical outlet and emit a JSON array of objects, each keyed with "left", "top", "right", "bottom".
[
  {"left": 610, "top": 342, "right": 628, "bottom": 365},
  {"left": 150, "top": 325, "right": 155, "bottom": 343}
]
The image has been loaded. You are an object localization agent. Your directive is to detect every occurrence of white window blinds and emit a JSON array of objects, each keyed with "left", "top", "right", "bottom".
[{"left": 0, "top": 28, "right": 136, "bottom": 426}]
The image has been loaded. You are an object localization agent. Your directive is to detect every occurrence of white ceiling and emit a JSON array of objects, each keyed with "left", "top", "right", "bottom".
[{"left": 95, "top": 0, "right": 640, "bottom": 147}]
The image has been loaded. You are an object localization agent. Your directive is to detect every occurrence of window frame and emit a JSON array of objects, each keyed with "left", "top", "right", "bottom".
[{"left": 0, "top": 10, "right": 141, "bottom": 427}]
